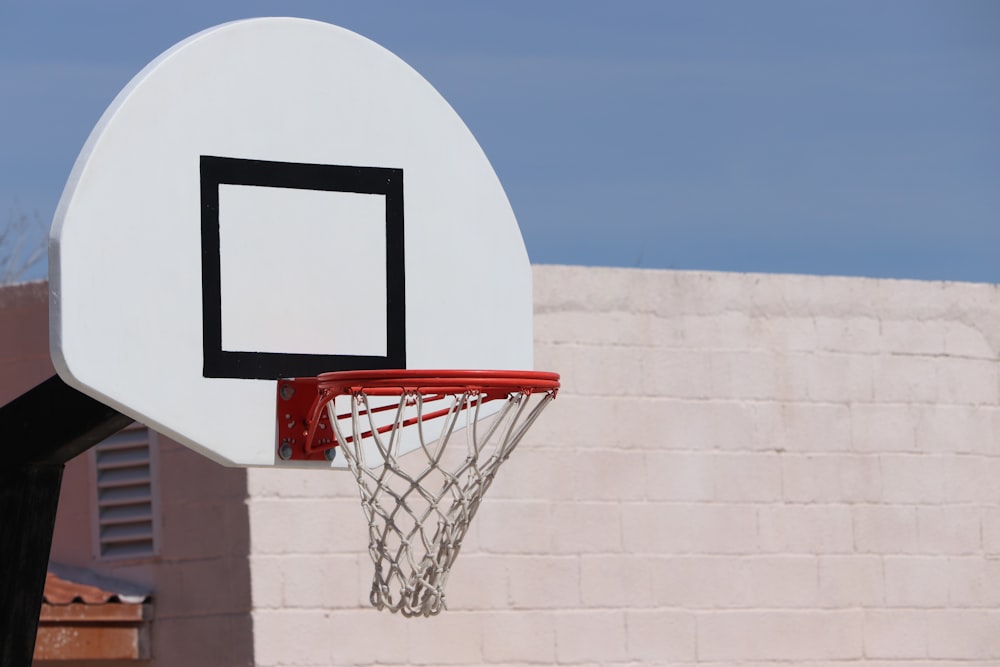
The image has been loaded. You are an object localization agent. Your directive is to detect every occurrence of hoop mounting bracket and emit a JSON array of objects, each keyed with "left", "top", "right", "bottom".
[{"left": 275, "top": 378, "right": 336, "bottom": 462}]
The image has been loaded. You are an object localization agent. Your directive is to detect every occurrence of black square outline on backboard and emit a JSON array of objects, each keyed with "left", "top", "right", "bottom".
[{"left": 200, "top": 155, "right": 405, "bottom": 380}]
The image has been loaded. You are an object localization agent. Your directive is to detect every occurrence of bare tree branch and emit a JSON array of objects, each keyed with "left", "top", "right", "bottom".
[{"left": 1, "top": 204, "right": 47, "bottom": 284}]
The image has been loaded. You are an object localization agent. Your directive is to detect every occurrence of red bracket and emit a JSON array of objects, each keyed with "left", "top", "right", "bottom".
[{"left": 275, "top": 378, "right": 337, "bottom": 462}]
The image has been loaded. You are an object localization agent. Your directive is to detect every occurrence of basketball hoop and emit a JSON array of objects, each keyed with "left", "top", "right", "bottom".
[{"left": 291, "top": 369, "right": 559, "bottom": 616}]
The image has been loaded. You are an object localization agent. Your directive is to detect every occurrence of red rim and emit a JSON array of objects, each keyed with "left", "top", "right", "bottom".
[{"left": 317, "top": 369, "right": 560, "bottom": 396}]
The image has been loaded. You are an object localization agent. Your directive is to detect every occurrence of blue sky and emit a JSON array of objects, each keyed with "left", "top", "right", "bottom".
[{"left": 1, "top": 1, "right": 998, "bottom": 283}]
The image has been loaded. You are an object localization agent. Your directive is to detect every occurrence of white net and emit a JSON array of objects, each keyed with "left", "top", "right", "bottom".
[{"left": 325, "top": 385, "right": 555, "bottom": 616}]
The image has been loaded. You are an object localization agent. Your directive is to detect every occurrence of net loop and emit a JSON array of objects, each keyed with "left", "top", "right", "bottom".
[{"left": 315, "top": 370, "right": 558, "bottom": 617}]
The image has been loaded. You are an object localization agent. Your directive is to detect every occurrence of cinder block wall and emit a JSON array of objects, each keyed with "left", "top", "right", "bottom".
[{"left": 248, "top": 265, "right": 1000, "bottom": 665}]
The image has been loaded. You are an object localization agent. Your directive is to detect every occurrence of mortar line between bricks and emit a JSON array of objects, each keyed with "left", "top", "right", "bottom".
[
  {"left": 547, "top": 392, "right": 1000, "bottom": 407},
  {"left": 539, "top": 340, "right": 997, "bottom": 360}
]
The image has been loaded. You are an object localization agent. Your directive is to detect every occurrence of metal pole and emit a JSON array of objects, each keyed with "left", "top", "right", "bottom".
[{"left": 0, "top": 376, "right": 132, "bottom": 667}]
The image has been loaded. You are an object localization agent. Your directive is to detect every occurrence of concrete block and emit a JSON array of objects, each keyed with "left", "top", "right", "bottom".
[
  {"left": 927, "top": 610, "right": 1000, "bottom": 659},
  {"left": 945, "top": 557, "right": 992, "bottom": 608},
  {"left": 512, "top": 394, "right": 621, "bottom": 450},
  {"left": 884, "top": 557, "right": 949, "bottom": 607},
  {"left": 246, "top": 467, "right": 356, "bottom": 499},
  {"left": 625, "top": 610, "right": 697, "bottom": 662},
  {"left": 249, "top": 555, "right": 284, "bottom": 609},
  {"left": 623, "top": 504, "right": 758, "bottom": 554},
  {"left": 760, "top": 403, "right": 852, "bottom": 453},
  {"left": 716, "top": 350, "right": 784, "bottom": 400},
  {"left": 280, "top": 554, "right": 366, "bottom": 609},
  {"left": 947, "top": 455, "right": 999, "bottom": 504},
  {"left": 536, "top": 342, "right": 645, "bottom": 397},
  {"left": 852, "top": 403, "right": 917, "bottom": 452},
  {"left": 522, "top": 395, "right": 757, "bottom": 452},
  {"left": 316, "top": 610, "right": 411, "bottom": 665},
  {"left": 642, "top": 398, "right": 759, "bottom": 451},
  {"left": 680, "top": 311, "right": 758, "bottom": 349},
  {"left": 650, "top": 556, "right": 750, "bottom": 608},
  {"left": 864, "top": 610, "right": 928, "bottom": 658},
  {"left": 984, "top": 508, "right": 1000, "bottom": 554},
  {"left": 696, "top": 610, "right": 863, "bottom": 660},
  {"left": 755, "top": 315, "right": 821, "bottom": 352},
  {"left": 814, "top": 315, "right": 881, "bottom": 353},
  {"left": 818, "top": 555, "right": 884, "bottom": 607},
  {"left": 248, "top": 498, "right": 368, "bottom": 554},
  {"left": 918, "top": 506, "right": 982, "bottom": 555},
  {"left": 640, "top": 348, "right": 717, "bottom": 399},
  {"left": 872, "top": 355, "right": 940, "bottom": 404},
  {"left": 778, "top": 272, "right": 876, "bottom": 319},
  {"left": 554, "top": 610, "right": 627, "bottom": 664},
  {"left": 879, "top": 454, "right": 949, "bottom": 504},
  {"left": 406, "top": 611, "right": 485, "bottom": 665},
  {"left": 553, "top": 449, "right": 647, "bottom": 502},
  {"left": 782, "top": 453, "right": 881, "bottom": 503},
  {"left": 497, "top": 441, "right": 656, "bottom": 499},
  {"left": 882, "top": 454, "right": 997, "bottom": 505},
  {"left": 486, "top": 448, "right": 565, "bottom": 500},
  {"left": 482, "top": 611, "right": 556, "bottom": 663},
  {"left": 758, "top": 505, "right": 853, "bottom": 553},
  {"left": 643, "top": 451, "right": 716, "bottom": 502},
  {"left": 507, "top": 556, "right": 580, "bottom": 609},
  {"left": 879, "top": 319, "right": 946, "bottom": 356},
  {"left": 915, "top": 404, "right": 996, "bottom": 454},
  {"left": 746, "top": 556, "right": 820, "bottom": 608},
  {"left": 943, "top": 320, "right": 995, "bottom": 358},
  {"left": 710, "top": 453, "right": 783, "bottom": 502},
  {"left": 580, "top": 555, "right": 653, "bottom": 607},
  {"left": 936, "top": 357, "right": 999, "bottom": 405},
  {"left": 476, "top": 500, "right": 551, "bottom": 554},
  {"left": 804, "top": 353, "right": 875, "bottom": 402},
  {"left": 854, "top": 506, "right": 919, "bottom": 554},
  {"left": 534, "top": 309, "right": 661, "bottom": 347},
  {"left": 551, "top": 502, "right": 623, "bottom": 554},
  {"left": 445, "top": 554, "right": 510, "bottom": 610}
]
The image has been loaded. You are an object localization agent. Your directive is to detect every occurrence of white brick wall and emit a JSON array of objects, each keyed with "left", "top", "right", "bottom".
[{"left": 248, "top": 265, "right": 1000, "bottom": 665}]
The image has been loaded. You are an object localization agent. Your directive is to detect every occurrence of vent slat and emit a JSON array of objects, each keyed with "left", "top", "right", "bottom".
[
  {"left": 93, "top": 427, "right": 157, "bottom": 560},
  {"left": 98, "top": 503, "right": 153, "bottom": 524},
  {"left": 101, "top": 541, "right": 156, "bottom": 560},
  {"left": 97, "top": 466, "right": 150, "bottom": 487},
  {"left": 96, "top": 447, "right": 150, "bottom": 469},
  {"left": 100, "top": 523, "right": 154, "bottom": 543},
  {"left": 94, "top": 430, "right": 150, "bottom": 451}
]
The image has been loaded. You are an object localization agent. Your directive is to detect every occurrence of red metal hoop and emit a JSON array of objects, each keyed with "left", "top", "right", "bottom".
[
  {"left": 317, "top": 369, "right": 561, "bottom": 401},
  {"left": 276, "top": 370, "right": 560, "bottom": 463}
]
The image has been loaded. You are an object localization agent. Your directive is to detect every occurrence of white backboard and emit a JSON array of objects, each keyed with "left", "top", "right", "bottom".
[{"left": 49, "top": 18, "right": 534, "bottom": 467}]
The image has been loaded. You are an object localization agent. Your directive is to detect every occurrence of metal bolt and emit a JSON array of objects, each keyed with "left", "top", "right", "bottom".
[
  {"left": 278, "top": 443, "right": 293, "bottom": 460},
  {"left": 323, "top": 447, "right": 337, "bottom": 462},
  {"left": 279, "top": 384, "right": 295, "bottom": 400}
]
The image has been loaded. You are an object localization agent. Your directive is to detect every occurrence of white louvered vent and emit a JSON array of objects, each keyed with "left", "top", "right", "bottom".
[{"left": 92, "top": 425, "right": 159, "bottom": 560}]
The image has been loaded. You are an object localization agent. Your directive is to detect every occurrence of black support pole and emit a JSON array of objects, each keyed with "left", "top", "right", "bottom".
[{"left": 0, "top": 375, "right": 132, "bottom": 667}]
